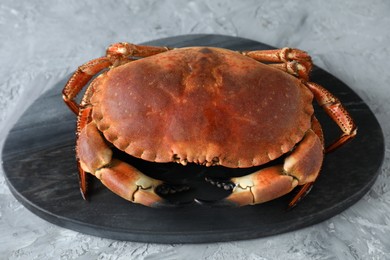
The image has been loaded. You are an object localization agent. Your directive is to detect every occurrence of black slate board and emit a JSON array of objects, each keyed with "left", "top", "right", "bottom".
[{"left": 1, "top": 35, "right": 385, "bottom": 243}]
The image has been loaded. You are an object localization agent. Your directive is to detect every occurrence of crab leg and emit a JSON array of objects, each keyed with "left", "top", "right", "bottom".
[
  {"left": 268, "top": 62, "right": 312, "bottom": 81},
  {"left": 62, "top": 42, "right": 170, "bottom": 115},
  {"left": 75, "top": 106, "right": 93, "bottom": 199},
  {"left": 241, "top": 48, "right": 311, "bottom": 63},
  {"left": 306, "top": 82, "right": 357, "bottom": 153},
  {"left": 106, "top": 42, "right": 171, "bottom": 60},
  {"left": 63, "top": 57, "right": 112, "bottom": 114},
  {"left": 224, "top": 124, "right": 324, "bottom": 207},
  {"left": 241, "top": 48, "right": 313, "bottom": 80}
]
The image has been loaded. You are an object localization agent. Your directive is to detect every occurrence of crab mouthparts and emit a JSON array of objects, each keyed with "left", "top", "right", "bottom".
[{"left": 171, "top": 154, "right": 220, "bottom": 167}]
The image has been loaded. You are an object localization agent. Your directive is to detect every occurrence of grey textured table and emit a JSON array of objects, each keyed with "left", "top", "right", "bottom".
[{"left": 1, "top": 1, "right": 389, "bottom": 259}]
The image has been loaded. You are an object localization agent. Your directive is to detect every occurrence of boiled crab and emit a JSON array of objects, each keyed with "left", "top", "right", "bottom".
[{"left": 62, "top": 42, "right": 357, "bottom": 208}]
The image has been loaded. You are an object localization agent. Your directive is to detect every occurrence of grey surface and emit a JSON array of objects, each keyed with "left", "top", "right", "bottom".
[{"left": 0, "top": 0, "right": 389, "bottom": 259}]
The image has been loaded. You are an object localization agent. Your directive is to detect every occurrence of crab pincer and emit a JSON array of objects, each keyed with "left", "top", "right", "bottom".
[
  {"left": 224, "top": 127, "right": 324, "bottom": 209},
  {"left": 76, "top": 121, "right": 164, "bottom": 206}
]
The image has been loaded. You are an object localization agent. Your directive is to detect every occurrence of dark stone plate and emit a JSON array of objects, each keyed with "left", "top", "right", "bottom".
[{"left": 1, "top": 35, "right": 384, "bottom": 243}]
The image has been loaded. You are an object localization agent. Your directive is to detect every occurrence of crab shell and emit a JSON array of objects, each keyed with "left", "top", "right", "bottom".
[{"left": 87, "top": 47, "right": 314, "bottom": 169}]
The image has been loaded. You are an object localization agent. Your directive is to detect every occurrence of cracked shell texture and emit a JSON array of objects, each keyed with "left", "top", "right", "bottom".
[{"left": 91, "top": 47, "right": 314, "bottom": 168}]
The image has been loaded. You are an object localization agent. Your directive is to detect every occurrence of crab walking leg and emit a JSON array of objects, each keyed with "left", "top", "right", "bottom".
[
  {"left": 306, "top": 82, "right": 357, "bottom": 153},
  {"left": 75, "top": 106, "right": 94, "bottom": 199},
  {"left": 241, "top": 48, "right": 311, "bottom": 63},
  {"left": 62, "top": 57, "right": 112, "bottom": 114},
  {"left": 241, "top": 48, "right": 313, "bottom": 80},
  {"left": 268, "top": 62, "right": 312, "bottom": 81},
  {"left": 77, "top": 121, "right": 164, "bottom": 206},
  {"left": 225, "top": 128, "right": 323, "bottom": 206},
  {"left": 63, "top": 42, "right": 171, "bottom": 115},
  {"left": 106, "top": 42, "right": 171, "bottom": 60}
]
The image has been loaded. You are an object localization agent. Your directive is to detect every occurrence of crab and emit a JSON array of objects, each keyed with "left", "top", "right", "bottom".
[{"left": 62, "top": 42, "right": 357, "bottom": 209}]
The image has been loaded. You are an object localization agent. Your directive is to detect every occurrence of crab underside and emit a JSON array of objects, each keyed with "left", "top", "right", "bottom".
[{"left": 63, "top": 42, "right": 357, "bottom": 209}]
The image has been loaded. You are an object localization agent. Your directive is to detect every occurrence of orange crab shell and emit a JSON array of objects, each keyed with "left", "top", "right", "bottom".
[{"left": 88, "top": 47, "right": 314, "bottom": 168}]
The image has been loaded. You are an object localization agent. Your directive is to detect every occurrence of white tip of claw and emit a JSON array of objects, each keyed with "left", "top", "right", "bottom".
[{"left": 231, "top": 174, "right": 254, "bottom": 190}]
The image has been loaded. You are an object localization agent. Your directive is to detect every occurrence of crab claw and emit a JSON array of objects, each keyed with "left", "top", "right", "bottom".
[
  {"left": 77, "top": 121, "right": 194, "bottom": 207},
  {"left": 224, "top": 127, "right": 324, "bottom": 207},
  {"left": 94, "top": 159, "right": 164, "bottom": 207},
  {"left": 225, "top": 166, "right": 299, "bottom": 206}
]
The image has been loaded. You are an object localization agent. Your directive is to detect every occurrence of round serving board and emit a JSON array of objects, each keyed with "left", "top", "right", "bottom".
[{"left": 2, "top": 35, "right": 384, "bottom": 243}]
